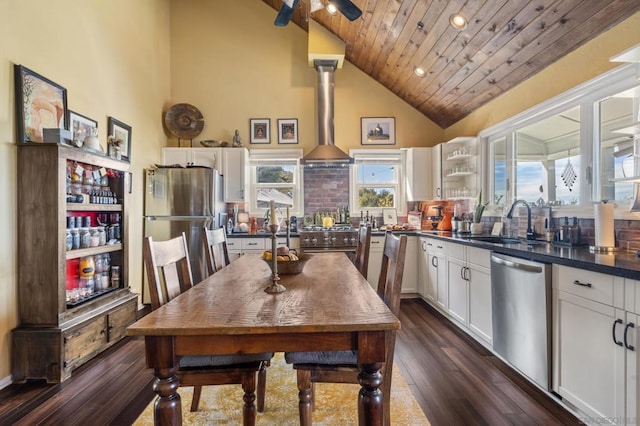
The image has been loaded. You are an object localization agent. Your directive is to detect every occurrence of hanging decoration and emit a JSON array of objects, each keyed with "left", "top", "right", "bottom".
[{"left": 561, "top": 155, "right": 577, "bottom": 191}]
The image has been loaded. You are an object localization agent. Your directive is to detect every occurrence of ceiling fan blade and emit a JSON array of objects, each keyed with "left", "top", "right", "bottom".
[
  {"left": 332, "top": 0, "right": 362, "bottom": 21},
  {"left": 274, "top": 0, "right": 299, "bottom": 27}
]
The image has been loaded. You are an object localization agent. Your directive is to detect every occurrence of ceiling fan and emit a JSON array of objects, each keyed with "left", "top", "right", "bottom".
[{"left": 274, "top": 0, "right": 362, "bottom": 27}]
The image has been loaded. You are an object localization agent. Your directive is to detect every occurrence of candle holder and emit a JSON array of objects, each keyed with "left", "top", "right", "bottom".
[
  {"left": 285, "top": 217, "right": 291, "bottom": 249},
  {"left": 265, "top": 223, "right": 286, "bottom": 294}
]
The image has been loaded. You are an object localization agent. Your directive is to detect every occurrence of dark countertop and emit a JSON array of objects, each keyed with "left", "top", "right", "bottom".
[
  {"left": 417, "top": 230, "right": 640, "bottom": 280},
  {"left": 228, "top": 232, "right": 300, "bottom": 238}
]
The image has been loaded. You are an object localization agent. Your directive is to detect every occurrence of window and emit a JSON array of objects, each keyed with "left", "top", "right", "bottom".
[
  {"left": 349, "top": 149, "right": 405, "bottom": 214},
  {"left": 248, "top": 149, "right": 303, "bottom": 215},
  {"left": 482, "top": 63, "right": 640, "bottom": 210}
]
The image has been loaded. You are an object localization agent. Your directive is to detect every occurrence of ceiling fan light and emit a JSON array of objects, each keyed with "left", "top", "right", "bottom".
[
  {"left": 327, "top": 3, "right": 338, "bottom": 15},
  {"left": 310, "top": 0, "right": 324, "bottom": 13},
  {"left": 450, "top": 14, "right": 468, "bottom": 30},
  {"left": 414, "top": 66, "right": 426, "bottom": 77}
]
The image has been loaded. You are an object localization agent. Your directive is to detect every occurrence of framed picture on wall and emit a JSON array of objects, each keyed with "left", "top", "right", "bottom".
[
  {"left": 361, "top": 117, "right": 396, "bottom": 145},
  {"left": 69, "top": 110, "right": 97, "bottom": 147},
  {"left": 107, "top": 117, "right": 132, "bottom": 162},
  {"left": 250, "top": 118, "right": 270, "bottom": 144},
  {"left": 14, "top": 64, "right": 68, "bottom": 144},
  {"left": 277, "top": 118, "right": 298, "bottom": 144}
]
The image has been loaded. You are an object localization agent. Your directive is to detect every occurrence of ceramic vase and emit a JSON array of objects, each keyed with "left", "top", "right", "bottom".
[{"left": 471, "top": 223, "right": 483, "bottom": 235}]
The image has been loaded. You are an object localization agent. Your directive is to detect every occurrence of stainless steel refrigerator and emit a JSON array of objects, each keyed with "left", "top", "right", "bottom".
[{"left": 143, "top": 166, "right": 224, "bottom": 303}]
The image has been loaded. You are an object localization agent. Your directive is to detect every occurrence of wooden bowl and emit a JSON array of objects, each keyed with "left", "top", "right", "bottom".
[{"left": 263, "top": 253, "right": 312, "bottom": 275}]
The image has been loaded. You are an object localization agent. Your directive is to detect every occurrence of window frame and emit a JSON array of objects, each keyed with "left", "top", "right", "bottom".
[
  {"left": 479, "top": 63, "right": 640, "bottom": 214},
  {"left": 248, "top": 149, "right": 304, "bottom": 216},
  {"left": 349, "top": 149, "right": 406, "bottom": 216}
]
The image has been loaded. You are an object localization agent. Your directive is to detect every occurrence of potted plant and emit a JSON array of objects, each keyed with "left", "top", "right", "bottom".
[{"left": 471, "top": 190, "right": 488, "bottom": 235}]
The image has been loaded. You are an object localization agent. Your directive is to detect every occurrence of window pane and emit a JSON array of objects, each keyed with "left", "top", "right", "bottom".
[
  {"left": 491, "top": 137, "right": 507, "bottom": 206},
  {"left": 357, "top": 164, "right": 396, "bottom": 184},
  {"left": 255, "top": 187, "right": 294, "bottom": 208},
  {"left": 358, "top": 187, "right": 395, "bottom": 208},
  {"left": 599, "top": 86, "right": 637, "bottom": 202},
  {"left": 257, "top": 165, "right": 294, "bottom": 184},
  {"left": 515, "top": 106, "right": 580, "bottom": 205}
]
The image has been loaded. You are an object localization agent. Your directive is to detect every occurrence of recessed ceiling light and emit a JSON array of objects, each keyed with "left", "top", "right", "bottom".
[
  {"left": 414, "top": 66, "right": 426, "bottom": 77},
  {"left": 327, "top": 3, "right": 338, "bottom": 15},
  {"left": 450, "top": 14, "right": 468, "bottom": 30}
]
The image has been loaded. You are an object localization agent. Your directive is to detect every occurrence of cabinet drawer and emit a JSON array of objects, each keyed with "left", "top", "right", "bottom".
[
  {"left": 63, "top": 315, "right": 107, "bottom": 372},
  {"left": 554, "top": 265, "right": 618, "bottom": 306},
  {"left": 241, "top": 238, "right": 265, "bottom": 250},
  {"left": 226, "top": 239, "right": 240, "bottom": 250},
  {"left": 468, "top": 246, "right": 490, "bottom": 269},
  {"left": 425, "top": 238, "right": 446, "bottom": 255},
  {"left": 107, "top": 299, "right": 136, "bottom": 342},
  {"left": 369, "top": 236, "right": 385, "bottom": 252},
  {"left": 447, "top": 242, "right": 465, "bottom": 260}
]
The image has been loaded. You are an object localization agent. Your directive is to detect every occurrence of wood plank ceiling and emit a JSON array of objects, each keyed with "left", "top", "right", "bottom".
[{"left": 261, "top": 0, "right": 640, "bottom": 129}]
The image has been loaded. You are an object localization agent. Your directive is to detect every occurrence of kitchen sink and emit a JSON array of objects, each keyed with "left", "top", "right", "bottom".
[{"left": 467, "top": 236, "right": 547, "bottom": 245}]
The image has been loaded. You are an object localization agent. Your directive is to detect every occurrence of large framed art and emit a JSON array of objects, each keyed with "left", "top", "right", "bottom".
[{"left": 14, "top": 64, "right": 68, "bottom": 143}]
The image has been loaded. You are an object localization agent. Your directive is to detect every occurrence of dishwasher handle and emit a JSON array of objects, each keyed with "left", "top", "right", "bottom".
[{"left": 491, "top": 253, "right": 543, "bottom": 274}]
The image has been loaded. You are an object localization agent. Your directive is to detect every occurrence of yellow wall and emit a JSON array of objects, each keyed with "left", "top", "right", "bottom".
[
  {"left": 445, "top": 11, "right": 640, "bottom": 138},
  {"left": 168, "top": 0, "right": 442, "bottom": 151},
  {"left": 0, "top": 0, "right": 171, "bottom": 381}
]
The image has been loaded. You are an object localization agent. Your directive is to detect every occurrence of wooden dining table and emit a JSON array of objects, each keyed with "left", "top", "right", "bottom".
[{"left": 127, "top": 252, "right": 401, "bottom": 425}]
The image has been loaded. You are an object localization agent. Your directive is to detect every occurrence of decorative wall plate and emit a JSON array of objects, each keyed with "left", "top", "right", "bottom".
[{"left": 164, "top": 103, "right": 204, "bottom": 139}]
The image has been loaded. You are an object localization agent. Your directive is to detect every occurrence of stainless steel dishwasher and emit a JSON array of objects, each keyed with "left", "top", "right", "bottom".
[{"left": 490, "top": 252, "right": 552, "bottom": 390}]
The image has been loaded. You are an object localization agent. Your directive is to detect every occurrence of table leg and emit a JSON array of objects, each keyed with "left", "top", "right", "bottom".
[
  {"left": 152, "top": 368, "right": 182, "bottom": 425},
  {"left": 357, "top": 362, "right": 384, "bottom": 426},
  {"left": 146, "top": 336, "right": 181, "bottom": 425}
]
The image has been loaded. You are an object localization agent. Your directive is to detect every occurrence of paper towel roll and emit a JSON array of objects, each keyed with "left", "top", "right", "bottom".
[{"left": 594, "top": 203, "right": 615, "bottom": 248}]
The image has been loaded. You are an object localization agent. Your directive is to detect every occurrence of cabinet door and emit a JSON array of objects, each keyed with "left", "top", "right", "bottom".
[
  {"left": 107, "top": 299, "right": 136, "bottom": 343},
  {"left": 191, "top": 148, "right": 220, "bottom": 170},
  {"left": 425, "top": 253, "right": 438, "bottom": 304},
  {"left": 432, "top": 143, "right": 442, "bottom": 199},
  {"left": 366, "top": 236, "right": 385, "bottom": 288},
  {"left": 627, "top": 312, "right": 639, "bottom": 426},
  {"left": 447, "top": 257, "right": 468, "bottom": 325},
  {"left": 435, "top": 253, "right": 447, "bottom": 310},
  {"left": 223, "top": 148, "right": 247, "bottom": 202},
  {"left": 405, "top": 148, "right": 432, "bottom": 201},
  {"left": 401, "top": 236, "right": 418, "bottom": 293},
  {"left": 162, "top": 147, "right": 191, "bottom": 166},
  {"left": 417, "top": 239, "right": 429, "bottom": 298},
  {"left": 553, "top": 289, "right": 625, "bottom": 421},
  {"left": 468, "top": 264, "right": 492, "bottom": 345},
  {"left": 63, "top": 316, "right": 107, "bottom": 373}
]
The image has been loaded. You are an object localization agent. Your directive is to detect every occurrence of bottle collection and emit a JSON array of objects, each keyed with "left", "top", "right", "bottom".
[
  {"left": 65, "top": 160, "right": 121, "bottom": 204},
  {"left": 67, "top": 253, "right": 120, "bottom": 303},
  {"left": 65, "top": 213, "right": 121, "bottom": 250}
]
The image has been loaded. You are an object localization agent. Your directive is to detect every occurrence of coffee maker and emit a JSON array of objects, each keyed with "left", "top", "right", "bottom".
[{"left": 289, "top": 216, "right": 298, "bottom": 233}]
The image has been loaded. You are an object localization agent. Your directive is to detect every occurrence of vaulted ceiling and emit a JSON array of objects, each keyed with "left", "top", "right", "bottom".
[{"left": 262, "top": 0, "right": 640, "bottom": 129}]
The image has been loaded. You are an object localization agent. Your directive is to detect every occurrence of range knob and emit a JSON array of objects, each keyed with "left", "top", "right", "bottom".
[
  {"left": 303, "top": 237, "right": 310, "bottom": 244},
  {"left": 349, "top": 236, "right": 356, "bottom": 244},
  {"left": 343, "top": 237, "right": 349, "bottom": 244},
  {"left": 330, "top": 236, "right": 337, "bottom": 243},
  {"left": 311, "top": 237, "right": 317, "bottom": 245}
]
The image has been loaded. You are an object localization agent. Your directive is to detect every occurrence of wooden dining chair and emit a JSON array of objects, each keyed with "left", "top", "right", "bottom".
[
  {"left": 353, "top": 224, "right": 372, "bottom": 279},
  {"left": 143, "top": 233, "right": 272, "bottom": 423},
  {"left": 202, "top": 227, "right": 231, "bottom": 275},
  {"left": 285, "top": 232, "right": 407, "bottom": 426}
]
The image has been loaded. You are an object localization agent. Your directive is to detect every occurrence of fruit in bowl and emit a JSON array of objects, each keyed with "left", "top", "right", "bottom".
[
  {"left": 263, "top": 247, "right": 298, "bottom": 261},
  {"left": 262, "top": 250, "right": 311, "bottom": 274}
]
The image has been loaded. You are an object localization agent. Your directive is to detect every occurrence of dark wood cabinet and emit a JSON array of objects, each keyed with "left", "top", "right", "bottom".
[{"left": 12, "top": 144, "right": 137, "bottom": 383}]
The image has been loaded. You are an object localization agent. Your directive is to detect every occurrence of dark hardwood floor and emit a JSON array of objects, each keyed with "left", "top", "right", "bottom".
[{"left": 0, "top": 298, "right": 581, "bottom": 425}]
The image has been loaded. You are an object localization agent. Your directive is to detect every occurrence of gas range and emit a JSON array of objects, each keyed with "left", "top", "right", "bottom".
[{"left": 299, "top": 225, "right": 358, "bottom": 253}]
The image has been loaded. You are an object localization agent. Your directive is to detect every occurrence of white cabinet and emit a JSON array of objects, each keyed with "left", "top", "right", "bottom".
[
  {"left": 222, "top": 148, "right": 248, "bottom": 202},
  {"left": 432, "top": 143, "right": 443, "bottom": 200},
  {"left": 420, "top": 237, "right": 447, "bottom": 310},
  {"left": 162, "top": 147, "right": 221, "bottom": 169},
  {"left": 552, "top": 265, "right": 629, "bottom": 424},
  {"left": 441, "top": 136, "right": 479, "bottom": 200},
  {"left": 404, "top": 148, "right": 433, "bottom": 201},
  {"left": 227, "top": 236, "right": 299, "bottom": 262},
  {"left": 445, "top": 242, "right": 492, "bottom": 345},
  {"left": 366, "top": 235, "right": 385, "bottom": 288},
  {"left": 402, "top": 236, "right": 418, "bottom": 294},
  {"left": 417, "top": 238, "right": 429, "bottom": 298}
]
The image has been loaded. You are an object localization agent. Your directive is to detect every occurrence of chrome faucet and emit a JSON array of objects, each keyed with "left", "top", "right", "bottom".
[{"left": 506, "top": 199, "right": 535, "bottom": 240}]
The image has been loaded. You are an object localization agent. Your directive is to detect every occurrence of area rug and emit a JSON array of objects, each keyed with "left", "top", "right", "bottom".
[{"left": 134, "top": 353, "right": 429, "bottom": 425}]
